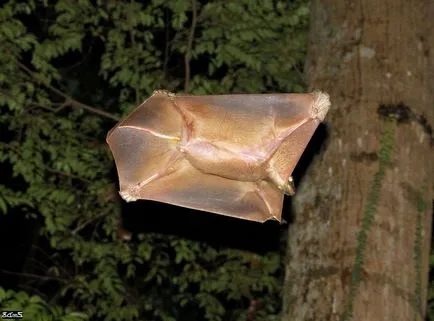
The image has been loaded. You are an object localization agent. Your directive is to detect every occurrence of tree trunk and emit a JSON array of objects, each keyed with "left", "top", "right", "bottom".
[{"left": 282, "top": 0, "right": 434, "bottom": 320}]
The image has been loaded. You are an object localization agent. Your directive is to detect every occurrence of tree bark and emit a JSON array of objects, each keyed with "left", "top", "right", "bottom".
[{"left": 282, "top": 0, "right": 434, "bottom": 320}]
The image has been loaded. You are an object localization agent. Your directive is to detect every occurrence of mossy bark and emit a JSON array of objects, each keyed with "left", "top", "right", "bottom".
[{"left": 282, "top": 0, "right": 434, "bottom": 320}]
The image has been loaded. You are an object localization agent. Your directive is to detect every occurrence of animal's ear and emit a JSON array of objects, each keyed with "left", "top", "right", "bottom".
[{"left": 107, "top": 90, "right": 330, "bottom": 222}]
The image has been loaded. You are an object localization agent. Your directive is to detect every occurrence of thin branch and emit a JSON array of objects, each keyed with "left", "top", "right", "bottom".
[
  {"left": 168, "top": 5, "right": 208, "bottom": 49},
  {"left": 20, "top": 284, "right": 49, "bottom": 301},
  {"left": 62, "top": 41, "right": 95, "bottom": 71},
  {"left": 128, "top": 0, "right": 140, "bottom": 104},
  {"left": 130, "top": 30, "right": 140, "bottom": 105},
  {"left": 72, "top": 207, "right": 111, "bottom": 235},
  {"left": 0, "top": 269, "right": 68, "bottom": 284},
  {"left": 30, "top": 100, "right": 72, "bottom": 114},
  {"left": 31, "top": 245, "right": 72, "bottom": 277},
  {"left": 14, "top": 59, "right": 120, "bottom": 121},
  {"left": 184, "top": 0, "right": 198, "bottom": 93},
  {"left": 163, "top": 9, "right": 170, "bottom": 78},
  {"left": 43, "top": 166, "right": 92, "bottom": 184}
]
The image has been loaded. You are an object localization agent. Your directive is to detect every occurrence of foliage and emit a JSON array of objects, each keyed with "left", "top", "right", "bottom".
[
  {"left": 0, "top": 0, "right": 309, "bottom": 320},
  {"left": 0, "top": 288, "right": 88, "bottom": 321}
]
